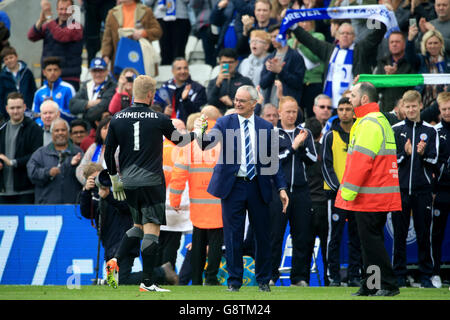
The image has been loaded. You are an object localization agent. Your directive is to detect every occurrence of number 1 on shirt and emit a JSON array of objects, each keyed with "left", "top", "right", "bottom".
[{"left": 133, "top": 121, "right": 140, "bottom": 151}]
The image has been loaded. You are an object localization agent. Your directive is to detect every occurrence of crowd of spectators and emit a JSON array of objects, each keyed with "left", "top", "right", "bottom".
[{"left": 0, "top": 0, "right": 449, "bottom": 288}]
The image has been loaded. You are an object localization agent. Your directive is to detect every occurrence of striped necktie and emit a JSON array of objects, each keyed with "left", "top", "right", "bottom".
[{"left": 243, "top": 119, "right": 256, "bottom": 180}]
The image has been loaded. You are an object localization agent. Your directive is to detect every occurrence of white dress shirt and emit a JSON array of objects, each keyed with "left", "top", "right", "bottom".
[{"left": 237, "top": 113, "right": 257, "bottom": 177}]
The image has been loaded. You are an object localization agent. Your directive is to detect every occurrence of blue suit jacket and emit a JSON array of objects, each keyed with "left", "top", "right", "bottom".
[{"left": 203, "top": 113, "right": 287, "bottom": 203}]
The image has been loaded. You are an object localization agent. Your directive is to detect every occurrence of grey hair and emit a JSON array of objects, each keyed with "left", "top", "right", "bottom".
[
  {"left": 261, "top": 103, "right": 278, "bottom": 114},
  {"left": 238, "top": 85, "right": 259, "bottom": 101},
  {"left": 314, "top": 94, "right": 331, "bottom": 106},
  {"left": 50, "top": 118, "right": 70, "bottom": 133},
  {"left": 40, "top": 100, "right": 60, "bottom": 113}
]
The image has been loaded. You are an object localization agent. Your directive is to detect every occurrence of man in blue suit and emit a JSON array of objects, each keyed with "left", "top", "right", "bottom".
[{"left": 199, "top": 85, "right": 289, "bottom": 292}]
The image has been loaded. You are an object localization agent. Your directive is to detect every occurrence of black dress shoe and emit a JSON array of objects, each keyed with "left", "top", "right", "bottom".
[
  {"left": 227, "top": 285, "right": 240, "bottom": 292},
  {"left": 351, "top": 287, "right": 375, "bottom": 296},
  {"left": 372, "top": 288, "right": 400, "bottom": 297},
  {"left": 258, "top": 283, "right": 271, "bottom": 292}
]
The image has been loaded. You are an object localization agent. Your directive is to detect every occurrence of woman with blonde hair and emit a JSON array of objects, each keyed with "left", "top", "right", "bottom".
[{"left": 407, "top": 25, "right": 450, "bottom": 108}]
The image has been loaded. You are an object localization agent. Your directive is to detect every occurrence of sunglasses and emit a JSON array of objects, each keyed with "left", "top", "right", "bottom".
[{"left": 318, "top": 105, "right": 333, "bottom": 110}]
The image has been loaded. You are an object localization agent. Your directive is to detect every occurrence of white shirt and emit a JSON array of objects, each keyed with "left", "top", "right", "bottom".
[{"left": 237, "top": 114, "right": 257, "bottom": 177}]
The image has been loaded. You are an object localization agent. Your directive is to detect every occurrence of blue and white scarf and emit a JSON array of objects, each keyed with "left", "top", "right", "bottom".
[
  {"left": 157, "top": 0, "right": 176, "bottom": 21},
  {"left": 276, "top": 5, "right": 399, "bottom": 46},
  {"left": 323, "top": 43, "right": 354, "bottom": 107}
]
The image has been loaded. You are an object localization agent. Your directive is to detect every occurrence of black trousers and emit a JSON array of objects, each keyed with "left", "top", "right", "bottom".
[
  {"left": 354, "top": 211, "right": 398, "bottom": 291},
  {"left": 84, "top": 0, "right": 116, "bottom": 63},
  {"left": 431, "top": 192, "right": 450, "bottom": 275},
  {"left": 392, "top": 191, "right": 433, "bottom": 278},
  {"left": 158, "top": 19, "right": 191, "bottom": 66},
  {"left": 156, "top": 230, "right": 182, "bottom": 268},
  {"left": 309, "top": 201, "right": 329, "bottom": 285},
  {"left": 190, "top": 226, "right": 224, "bottom": 285},
  {"left": 270, "top": 186, "right": 312, "bottom": 284},
  {"left": 327, "top": 196, "right": 362, "bottom": 282}
]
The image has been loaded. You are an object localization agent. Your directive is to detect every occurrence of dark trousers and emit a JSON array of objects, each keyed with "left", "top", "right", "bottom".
[
  {"left": 327, "top": 197, "right": 362, "bottom": 282},
  {"left": 191, "top": 226, "right": 224, "bottom": 285},
  {"left": 431, "top": 194, "right": 450, "bottom": 275},
  {"left": 309, "top": 201, "right": 329, "bottom": 285},
  {"left": 158, "top": 19, "right": 191, "bottom": 65},
  {"left": 156, "top": 230, "right": 182, "bottom": 268},
  {"left": 270, "top": 186, "right": 312, "bottom": 284},
  {"left": 197, "top": 26, "right": 217, "bottom": 67},
  {"left": 221, "top": 178, "right": 272, "bottom": 287},
  {"left": 354, "top": 211, "right": 398, "bottom": 291},
  {"left": 300, "top": 82, "right": 322, "bottom": 119},
  {"left": 84, "top": 0, "right": 116, "bottom": 63},
  {"left": 0, "top": 193, "right": 34, "bottom": 204},
  {"left": 392, "top": 192, "right": 433, "bottom": 278}
]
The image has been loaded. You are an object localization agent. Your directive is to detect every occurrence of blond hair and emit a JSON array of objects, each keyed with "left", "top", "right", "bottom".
[
  {"left": 402, "top": 90, "right": 422, "bottom": 104},
  {"left": 201, "top": 105, "right": 222, "bottom": 121},
  {"left": 250, "top": 30, "right": 271, "bottom": 45},
  {"left": 279, "top": 96, "right": 298, "bottom": 111},
  {"left": 421, "top": 30, "right": 445, "bottom": 56},
  {"left": 83, "top": 162, "right": 104, "bottom": 179},
  {"left": 133, "top": 75, "right": 156, "bottom": 100},
  {"left": 437, "top": 91, "right": 450, "bottom": 106}
]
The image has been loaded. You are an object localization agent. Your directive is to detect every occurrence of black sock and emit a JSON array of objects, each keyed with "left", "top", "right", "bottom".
[
  {"left": 141, "top": 234, "right": 159, "bottom": 286},
  {"left": 116, "top": 227, "right": 143, "bottom": 266}
]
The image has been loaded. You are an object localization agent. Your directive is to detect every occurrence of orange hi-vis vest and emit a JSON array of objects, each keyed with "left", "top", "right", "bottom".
[
  {"left": 169, "top": 120, "right": 223, "bottom": 229},
  {"left": 335, "top": 102, "right": 402, "bottom": 212}
]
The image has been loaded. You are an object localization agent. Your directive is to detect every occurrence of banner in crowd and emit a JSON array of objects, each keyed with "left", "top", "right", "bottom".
[
  {"left": 358, "top": 74, "right": 450, "bottom": 87},
  {"left": 1, "top": 205, "right": 449, "bottom": 286},
  {"left": 277, "top": 5, "right": 399, "bottom": 45}
]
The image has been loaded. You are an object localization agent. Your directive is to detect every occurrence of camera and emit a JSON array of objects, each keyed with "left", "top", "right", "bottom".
[
  {"left": 126, "top": 75, "right": 136, "bottom": 83},
  {"left": 95, "top": 169, "right": 112, "bottom": 189}
]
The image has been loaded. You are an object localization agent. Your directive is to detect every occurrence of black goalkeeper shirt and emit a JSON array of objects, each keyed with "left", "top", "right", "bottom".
[{"left": 104, "top": 102, "right": 195, "bottom": 188}]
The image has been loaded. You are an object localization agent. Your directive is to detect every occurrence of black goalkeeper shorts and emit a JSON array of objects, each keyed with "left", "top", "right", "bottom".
[{"left": 124, "top": 185, "right": 166, "bottom": 226}]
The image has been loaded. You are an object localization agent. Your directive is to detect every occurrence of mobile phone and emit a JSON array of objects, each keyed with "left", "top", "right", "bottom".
[
  {"left": 409, "top": 18, "right": 416, "bottom": 27},
  {"left": 222, "top": 63, "right": 229, "bottom": 74}
]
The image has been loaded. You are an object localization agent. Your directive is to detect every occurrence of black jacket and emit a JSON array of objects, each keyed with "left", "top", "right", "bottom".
[
  {"left": 0, "top": 61, "right": 37, "bottom": 120},
  {"left": 0, "top": 116, "right": 43, "bottom": 192},
  {"left": 79, "top": 188, "right": 135, "bottom": 261},
  {"left": 375, "top": 54, "right": 417, "bottom": 112},
  {"left": 393, "top": 118, "right": 439, "bottom": 193},
  {"left": 154, "top": 76, "right": 207, "bottom": 123},
  {"left": 434, "top": 120, "right": 450, "bottom": 195},
  {"left": 69, "top": 77, "right": 117, "bottom": 123},
  {"left": 277, "top": 124, "right": 317, "bottom": 192},
  {"left": 206, "top": 71, "right": 253, "bottom": 115}
]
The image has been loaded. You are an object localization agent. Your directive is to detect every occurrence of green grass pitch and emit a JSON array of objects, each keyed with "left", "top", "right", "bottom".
[{"left": 0, "top": 285, "right": 449, "bottom": 300}]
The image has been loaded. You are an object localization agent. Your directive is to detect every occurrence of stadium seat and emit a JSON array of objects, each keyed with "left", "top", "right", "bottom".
[
  {"left": 189, "top": 39, "right": 205, "bottom": 64},
  {"left": 278, "top": 235, "right": 322, "bottom": 286},
  {"left": 189, "top": 63, "right": 212, "bottom": 87},
  {"left": 155, "top": 65, "right": 172, "bottom": 88},
  {"left": 210, "top": 65, "right": 221, "bottom": 80},
  {"left": 185, "top": 35, "right": 198, "bottom": 62}
]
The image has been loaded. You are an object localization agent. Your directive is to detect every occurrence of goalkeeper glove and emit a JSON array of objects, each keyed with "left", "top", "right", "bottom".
[{"left": 109, "top": 174, "right": 126, "bottom": 201}]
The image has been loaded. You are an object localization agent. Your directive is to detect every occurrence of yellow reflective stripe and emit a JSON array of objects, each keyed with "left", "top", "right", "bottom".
[
  {"left": 343, "top": 182, "right": 399, "bottom": 194},
  {"left": 188, "top": 167, "right": 214, "bottom": 173},
  {"left": 190, "top": 198, "right": 221, "bottom": 204},
  {"left": 169, "top": 187, "right": 184, "bottom": 195},
  {"left": 174, "top": 163, "right": 189, "bottom": 170},
  {"left": 350, "top": 145, "right": 376, "bottom": 159}
]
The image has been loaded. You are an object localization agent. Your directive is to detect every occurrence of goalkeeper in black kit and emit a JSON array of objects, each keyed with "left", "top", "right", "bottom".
[{"left": 104, "top": 75, "right": 206, "bottom": 292}]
